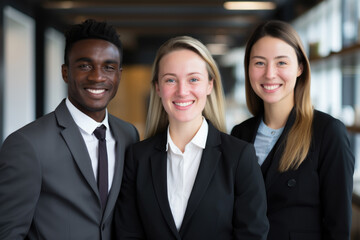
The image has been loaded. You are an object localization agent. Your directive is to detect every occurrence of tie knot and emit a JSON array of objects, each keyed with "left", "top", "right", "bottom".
[{"left": 94, "top": 125, "right": 106, "bottom": 141}]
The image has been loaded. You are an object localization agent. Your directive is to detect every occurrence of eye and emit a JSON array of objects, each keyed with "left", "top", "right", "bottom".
[
  {"left": 165, "top": 78, "right": 175, "bottom": 83},
  {"left": 78, "top": 64, "right": 92, "bottom": 71},
  {"left": 104, "top": 65, "right": 116, "bottom": 72},
  {"left": 189, "top": 78, "right": 199, "bottom": 83},
  {"left": 278, "top": 61, "right": 287, "bottom": 66},
  {"left": 254, "top": 61, "right": 265, "bottom": 66}
]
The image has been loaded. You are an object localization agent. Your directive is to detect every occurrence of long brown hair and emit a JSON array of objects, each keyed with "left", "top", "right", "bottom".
[{"left": 244, "top": 20, "right": 313, "bottom": 172}]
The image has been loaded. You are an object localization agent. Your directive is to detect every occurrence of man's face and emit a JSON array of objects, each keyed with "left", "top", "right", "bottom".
[{"left": 62, "top": 39, "right": 122, "bottom": 122}]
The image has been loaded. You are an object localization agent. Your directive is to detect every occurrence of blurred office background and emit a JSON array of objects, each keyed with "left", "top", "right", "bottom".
[{"left": 0, "top": 0, "right": 360, "bottom": 238}]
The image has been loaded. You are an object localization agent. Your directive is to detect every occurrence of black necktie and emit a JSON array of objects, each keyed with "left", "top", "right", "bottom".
[{"left": 93, "top": 125, "right": 108, "bottom": 208}]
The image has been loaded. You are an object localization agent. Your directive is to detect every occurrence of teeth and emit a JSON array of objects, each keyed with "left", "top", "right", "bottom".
[
  {"left": 174, "top": 101, "right": 193, "bottom": 107},
  {"left": 263, "top": 85, "right": 280, "bottom": 90},
  {"left": 87, "top": 89, "right": 105, "bottom": 94}
]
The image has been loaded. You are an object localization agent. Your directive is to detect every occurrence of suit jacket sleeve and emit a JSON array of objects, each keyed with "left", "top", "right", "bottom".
[
  {"left": 114, "top": 144, "right": 145, "bottom": 239},
  {"left": 233, "top": 143, "right": 269, "bottom": 240},
  {"left": 0, "top": 131, "right": 41, "bottom": 239},
  {"left": 318, "top": 118, "right": 354, "bottom": 239}
]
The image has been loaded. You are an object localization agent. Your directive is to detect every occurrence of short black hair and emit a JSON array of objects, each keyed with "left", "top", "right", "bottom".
[{"left": 63, "top": 19, "right": 122, "bottom": 65}]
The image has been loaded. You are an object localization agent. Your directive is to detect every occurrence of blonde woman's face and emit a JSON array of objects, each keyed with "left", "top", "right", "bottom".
[
  {"left": 156, "top": 49, "right": 213, "bottom": 126},
  {"left": 248, "top": 36, "right": 303, "bottom": 109}
]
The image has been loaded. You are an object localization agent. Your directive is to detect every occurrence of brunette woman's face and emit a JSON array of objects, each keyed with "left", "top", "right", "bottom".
[{"left": 248, "top": 36, "right": 303, "bottom": 109}]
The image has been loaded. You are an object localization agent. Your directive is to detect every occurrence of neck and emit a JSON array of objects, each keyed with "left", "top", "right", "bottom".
[
  {"left": 263, "top": 102, "right": 293, "bottom": 129},
  {"left": 169, "top": 117, "right": 203, "bottom": 152}
]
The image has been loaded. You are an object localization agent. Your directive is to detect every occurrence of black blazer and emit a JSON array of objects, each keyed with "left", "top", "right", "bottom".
[
  {"left": 231, "top": 109, "right": 355, "bottom": 240},
  {"left": 114, "top": 121, "right": 269, "bottom": 240}
]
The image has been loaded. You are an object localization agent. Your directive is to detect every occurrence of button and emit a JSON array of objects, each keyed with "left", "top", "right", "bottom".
[
  {"left": 271, "top": 131, "right": 275, "bottom": 135},
  {"left": 287, "top": 179, "right": 296, "bottom": 187}
]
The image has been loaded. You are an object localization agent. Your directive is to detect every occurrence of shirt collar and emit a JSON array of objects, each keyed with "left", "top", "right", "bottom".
[
  {"left": 166, "top": 117, "right": 208, "bottom": 152},
  {"left": 65, "top": 98, "right": 110, "bottom": 135}
]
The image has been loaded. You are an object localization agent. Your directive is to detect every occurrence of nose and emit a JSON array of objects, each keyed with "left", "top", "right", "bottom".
[
  {"left": 265, "top": 64, "right": 276, "bottom": 79},
  {"left": 88, "top": 67, "right": 106, "bottom": 82},
  {"left": 176, "top": 80, "right": 189, "bottom": 96}
]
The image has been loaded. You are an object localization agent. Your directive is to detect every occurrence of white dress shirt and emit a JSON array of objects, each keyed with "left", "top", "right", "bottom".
[
  {"left": 166, "top": 118, "right": 208, "bottom": 230},
  {"left": 65, "top": 98, "right": 116, "bottom": 192}
]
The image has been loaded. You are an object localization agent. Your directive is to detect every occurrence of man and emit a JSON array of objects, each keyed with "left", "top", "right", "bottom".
[{"left": 0, "top": 19, "right": 139, "bottom": 240}]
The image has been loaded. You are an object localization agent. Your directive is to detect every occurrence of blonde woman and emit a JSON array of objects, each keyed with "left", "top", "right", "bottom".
[
  {"left": 115, "top": 36, "right": 269, "bottom": 240},
  {"left": 231, "top": 20, "right": 354, "bottom": 240}
]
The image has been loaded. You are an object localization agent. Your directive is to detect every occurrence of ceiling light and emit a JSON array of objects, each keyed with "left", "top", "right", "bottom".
[
  {"left": 224, "top": 1, "right": 276, "bottom": 10},
  {"left": 43, "top": 1, "right": 77, "bottom": 9}
]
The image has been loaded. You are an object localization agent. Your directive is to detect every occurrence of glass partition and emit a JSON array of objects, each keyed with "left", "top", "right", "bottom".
[{"left": 3, "top": 6, "right": 35, "bottom": 140}]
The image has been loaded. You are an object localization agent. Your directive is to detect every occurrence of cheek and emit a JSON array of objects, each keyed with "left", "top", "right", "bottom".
[
  {"left": 249, "top": 70, "right": 260, "bottom": 89},
  {"left": 279, "top": 69, "right": 298, "bottom": 85},
  {"left": 111, "top": 74, "right": 120, "bottom": 86},
  {"left": 111, "top": 80, "right": 120, "bottom": 97},
  {"left": 157, "top": 85, "right": 173, "bottom": 101},
  {"left": 249, "top": 67, "right": 262, "bottom": 82},
  {"left": 195, "top": 88, "right": 210, "bottom": 101}
]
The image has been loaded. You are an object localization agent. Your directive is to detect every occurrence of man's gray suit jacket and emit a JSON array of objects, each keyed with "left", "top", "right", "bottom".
[{"left": 0, "top": 100, "right": 139, "bottom": 240}]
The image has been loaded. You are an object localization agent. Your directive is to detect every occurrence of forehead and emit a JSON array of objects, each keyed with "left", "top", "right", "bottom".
[
  {"left": 159, "top": 49, "right": 206, "bottom": 71},
  {"left": 251, "top": 36, "right": 296, "bottom": 57},
  {"left": 68, "top": 39, "right": 121, "bottom": 62}
]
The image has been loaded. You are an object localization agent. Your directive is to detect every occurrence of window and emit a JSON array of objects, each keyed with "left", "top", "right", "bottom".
[{"left": 3, "top": 6, "right": 35, "bottom": 140}]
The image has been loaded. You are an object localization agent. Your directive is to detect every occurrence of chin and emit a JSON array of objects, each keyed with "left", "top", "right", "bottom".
[{"left": 86, "top": 104, "right": 107, "bottom": 112}]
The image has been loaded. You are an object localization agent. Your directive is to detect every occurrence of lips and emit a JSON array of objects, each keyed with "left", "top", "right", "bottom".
[
  {"left": 174, "top": 101, "right": 194, "bottom": 107},
  {"left": 262, "top": 84, "right": 281, "bottom": 90},
  {"left": 86, "top": 88, "right": 106, "bottom": 94}
]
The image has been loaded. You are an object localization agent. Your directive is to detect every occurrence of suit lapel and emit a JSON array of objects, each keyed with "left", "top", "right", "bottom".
[
  {"left": 150, "top": 133, "right": 181, "bottom": 239},
  {"left": 180, "top": 122, "right": 221, "bottom": 234},
  {"left": 103, "top": 115, "right": 126, "bottom": 219},
  {"left": 262, "top": 133, "right": 286, "bottom": 189},
  {"left": 55, "top": 100, "right": 99, "bottom": 197},
  {"left": 261, "top": 108, "right": 296, "bottom": 190}
]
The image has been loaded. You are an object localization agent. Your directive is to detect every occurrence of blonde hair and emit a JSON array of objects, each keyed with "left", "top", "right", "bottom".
[
  {"left": 244, "top": 20, "right": 313, "bottom": 172},
  {"left": 145, "top": 36, "right": 226, "bottom": 138}
]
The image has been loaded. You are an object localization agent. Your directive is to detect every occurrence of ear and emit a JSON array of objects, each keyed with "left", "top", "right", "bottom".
[
  {"left": 297, "top": 63, "right": 303, "bottom": 77},
  {"left": 61, "top": 64, "right": 69, "bottom": 83},
  {"left": 207, "top": 79, "right": 214, "bottom": 95},
  {"left": 118, "top": 67, "right": 123, "bottom": 82}
]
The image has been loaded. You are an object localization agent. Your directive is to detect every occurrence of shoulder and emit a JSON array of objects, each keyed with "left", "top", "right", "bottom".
[
  {"left": 7, "top": 111, "right": 57, "bottom": 137},
  {"left": 108, "top": 114, "right": 139, "bottom": 137},
  {"left": 311, "top": 110, "right": 353, "bottom": 164},
  {"left": 1, "top": 111, "right": 58, "bottom": 154},
  {"left": 215, "top": 129, "right": 256, "bottom": 160},
  {"left": 108, "top": 114, "right": 135, "bottom": 129},
  {"left": 220, "top": 131, "right": 252, "bottom": 150},
  {"left": 312, "top": 110, "right": 347, "bottom": 138},
  {"left": 230, "top": 116, "right": 258, "bottom": 141},
  {"left": 129, "top": 131, "right": 165, "bottom": 153},
  {"left": 215, "top": 130, "right": 258, "bottom": 174},
  {"left": 313, "top": 110, "right": 339, "bottom": 124}
]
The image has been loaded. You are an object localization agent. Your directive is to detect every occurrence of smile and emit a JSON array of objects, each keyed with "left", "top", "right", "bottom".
[
  {"left": 86, "top": 88, "right": 106, "bottom": 94},
  {"left": 262, "top": 84, "right": 281, "bottom": 90},
  {"left": 174, "top": 101, "right": 194, "bottom": 107}
]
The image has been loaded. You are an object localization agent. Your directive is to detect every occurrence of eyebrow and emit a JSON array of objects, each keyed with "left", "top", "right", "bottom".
[
  {"left": 160, "top": 73, "right": 176, "bottom": 78},
  {"left": 187, "top": 72, "right": 202, "bottom": 76},
  {"left": 74, "top": 57, "right": 119, "bottom": 64},
  {"left": 74, "top": 57, "right": 92, "bottom": 63},
  {"left": 160, "top": 72, "right": 203, "bottom": 78},
  {"left": 251, "top": 55, "right": 290, "bottom": 60}
]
